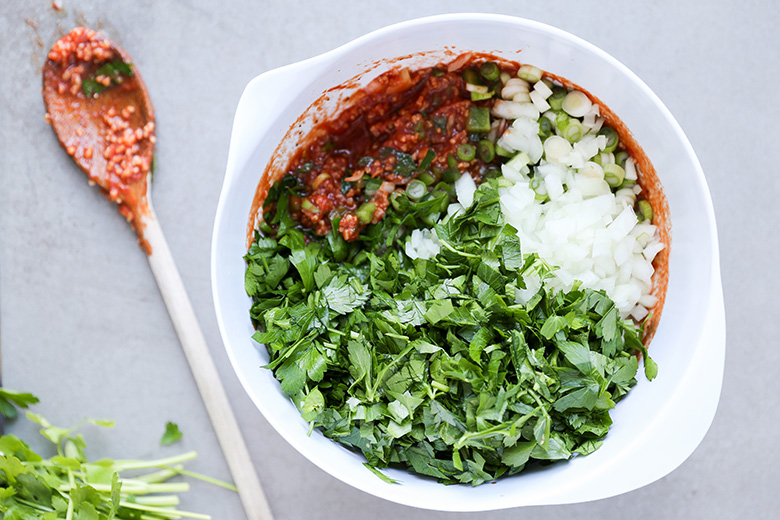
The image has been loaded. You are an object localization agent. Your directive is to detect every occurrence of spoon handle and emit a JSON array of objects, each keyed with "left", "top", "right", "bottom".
[{"left": 144, "top": 210, "right": 274, "bottom": 520}]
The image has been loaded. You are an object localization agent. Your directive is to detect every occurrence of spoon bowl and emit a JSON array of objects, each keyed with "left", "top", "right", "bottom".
[
  {"left": 42, "top": 27, "right": 155, "bottom": 250},
  {"left": 43, "top": 27, "right": 273, "bottom": 520}
]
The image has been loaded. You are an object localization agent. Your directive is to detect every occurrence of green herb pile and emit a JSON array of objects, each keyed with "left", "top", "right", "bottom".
[
  {"left": 245, "top": 177, "right": 656, "bottom": 485},
  {"left": 0, "top": 399, "right": 227, "bottom": 519}
]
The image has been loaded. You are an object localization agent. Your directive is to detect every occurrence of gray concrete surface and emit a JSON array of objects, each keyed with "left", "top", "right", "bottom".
[{"left": 1, "top": 1, "right": 777, "bottom": 519}]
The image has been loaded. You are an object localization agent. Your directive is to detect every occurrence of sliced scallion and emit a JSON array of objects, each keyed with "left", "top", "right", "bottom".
[
  {"left": 603, "top": 163, "right": 625, "bottom": 188},
  {"left": 598, "top": 127, "right": 619, "bottom": 154},
  {"left": 517, "top": 64, "right": 543, "bottom": 83},
  {"left": 457, "top": 143, "right": 476, "bottom": 162},
  {"left": 417, "top": 148, "right": 436, "bottom": 171},
  {"left": 477, "top": 139, "right": 495, "bottom": 162},
  {"left": 637, "top": 199, "right": 653, "bottom": 221},
  {"left": 563, "top": 120, "right": 584, "bottom": 143},
  {"left": 356, "top": 202, "right": 376, "bottom": 224},
  {"left": 615, "top": 150, "right": 629, "bottom": 167},
  {"left": 406, "top": 180, "right": 427, "bottom": 201},
  {"left": 442, "top": 167, "right": 461, "bottom": 184},
  {"left": 495, "top": 144, "right": 513, "bottom": 158},
  {"left": 471, "top": 90, "right": 494, "bottom": 102},
  {"left": 561, "top": 90, "right": 592, "bottom": 118},
  {"left": 301, "top": 198, "right": 319, "bottom": 214},
  {"left": 417, "top": 171, "right": 436, "bottom": 186},
  {"left": 548, "top": 87, "right": 567, "bottom": 111},
  {"left": 480, "top": 61, "right": 500, "bottom": 81}
]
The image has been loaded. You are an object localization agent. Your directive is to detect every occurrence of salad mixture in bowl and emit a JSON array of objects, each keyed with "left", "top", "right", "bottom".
[
  {"left": 213, "top": 14, "right": 723, "bottom": 511},
  {"left": 243, "top": 54, "right": 667, "bottom": 485}
]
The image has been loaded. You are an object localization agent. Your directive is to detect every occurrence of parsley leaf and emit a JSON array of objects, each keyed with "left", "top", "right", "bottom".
[
  {"left": 0, "top": 388, "right": 39, "bottom": 420},
  {"left": 160, "top": 421, "right": 183, "bottom": 445}
]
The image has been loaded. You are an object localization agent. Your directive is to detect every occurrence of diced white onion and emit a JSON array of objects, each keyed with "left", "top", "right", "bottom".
[
  {"left": 455, "top": 172, "right": 477, "bottom": 208},
  {"left": 533, "top": 80, "right": 553, "bottom": 99},
  {"left": 529, "top": 90, "right": 551, "bottom": 112}
]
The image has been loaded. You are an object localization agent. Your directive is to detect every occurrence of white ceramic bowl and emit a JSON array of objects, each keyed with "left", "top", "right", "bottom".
[{"left": 212, "top": 14, "right": 725, "bottom": 511}]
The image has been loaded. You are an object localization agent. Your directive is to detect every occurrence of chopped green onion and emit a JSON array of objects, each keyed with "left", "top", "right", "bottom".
[
  {"left": 555, "top": 112, "right": 570, "bottom": 132},
  {"left": 418, "top": 148, "right": 436, "bottom": 171},
  {"left": 548, "top": 87, "right": 567, "bottom": 111},
  {"left": 529, "top": 176, "right": 548, "bottom": 201},
  {"left": 477, "top": 139, "right": 495, "bottom": 162},
  {"left": 495, "top": 144, "right": 513, "bottom": 158},
  {"left": 538, "top": 117, "right": 553, "bottom": 138},
  {"left": 603, "top": 163, "right": 625, "bottom": 188},
  {"left": 466, "top": 106, "right": 491, "bottom": 133},
  {"left": 598, "top": 127, "right": 619, "bottom": 154},
  {"left": 637, "top": 199, "right": 653, "bottom": 221},
  {"left": 417, "top": 171, "right": 436, "bottom": 186},
  {"left": 615, "top": 150, "right": 629, "bottom": 167},
  {"left": 462, "top": 67, "right": 482, "bottom": 86},
  {"left": 406, "top": 180, "right": 427, "bottom": 201},
  {"left": 457, "top": 143, "right": 476, "bottom": 161},
  {"left": 563, "top": 121, "right": 584, "bottom": 143},
  {"left": 301, "top": 198, "right": 319, "bottom": 214},
  {"left": 447, "top": 153, "right": 458, "bottom": 169},
  {"left": 356, "top": 202, "right": 376, "bottom": 224},
  {"left": 312, "top": 172, "right": 330, "bottom": 190},
  {"left": 389, "top": 191, "right": 404, "bottom": 211},
  {"left": 470, "top": 90, "right": 494, "bottom": 101},
  {"left": 483, "top": 166, "right": 501, "bottom": 179},
  {"left": 442, "top": 167, "right": 461, "bottom": 183},
  {"left": 561, "top": 90, "right": 592, "bottom": 118},
  {"left": 258, "top": 220, "right": 273, "bottom": 235},
  {"left": 480, "top": 62, "right": 500, "bottom": 81},
  {"left": 517, "top": 64, "right": 543, "bottom": 83},
  {"left": 364, "top": 177, "right": 382, "bottom": 197},
  {"left": 506, "top": 151, "right": 531, "bottom": 171}
]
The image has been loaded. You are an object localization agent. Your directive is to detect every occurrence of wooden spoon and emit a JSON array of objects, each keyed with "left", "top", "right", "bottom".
[{"left": 43, "top": 27, "right": 274, "bottom": 520}]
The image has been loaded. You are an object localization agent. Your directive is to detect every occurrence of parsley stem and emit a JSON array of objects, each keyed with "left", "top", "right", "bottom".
[
  {"left": 172, "top": 468, "right": 238, "bottom": 492},
  {"left": 438, "top": 239, "right": 481, "bottom": 259},
  {"left": 370, "top": 342, "right": 418, "bottom": 400},
  {"left": 133, "top": 495, "right": 181, "bottom": 507},
  {"left": 12, "top": 497, "right": 55, "bottom": 513},
  {"left": 118, "top": 500, "right": 211, "bottom": 520},
  {"left": 111, "top": 451, "right": 198, "bottom": 471},
  {"left": 66, "top": 470, "right": 75, "bottom": 520}
]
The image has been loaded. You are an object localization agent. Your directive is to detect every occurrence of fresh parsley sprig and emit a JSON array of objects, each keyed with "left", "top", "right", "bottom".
[{"left": 0, "top": 406, "right": 232, "bottom": 519}]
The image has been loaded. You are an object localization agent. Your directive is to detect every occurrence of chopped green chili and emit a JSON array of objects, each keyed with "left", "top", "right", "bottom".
[
  {"left": 356, "top": 202, "right": 376, "bottom": 224},
  {"left": 466, "top": 106, "right": 491, "bottom": 133}
]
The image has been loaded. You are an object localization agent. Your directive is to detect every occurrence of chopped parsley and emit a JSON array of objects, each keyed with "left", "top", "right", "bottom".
[
  {"left": 82, "top": 60, "right": 134, "bottom": 97},
  {"left": 245, "top": 178, "right": 655, "bottom": 485}
]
